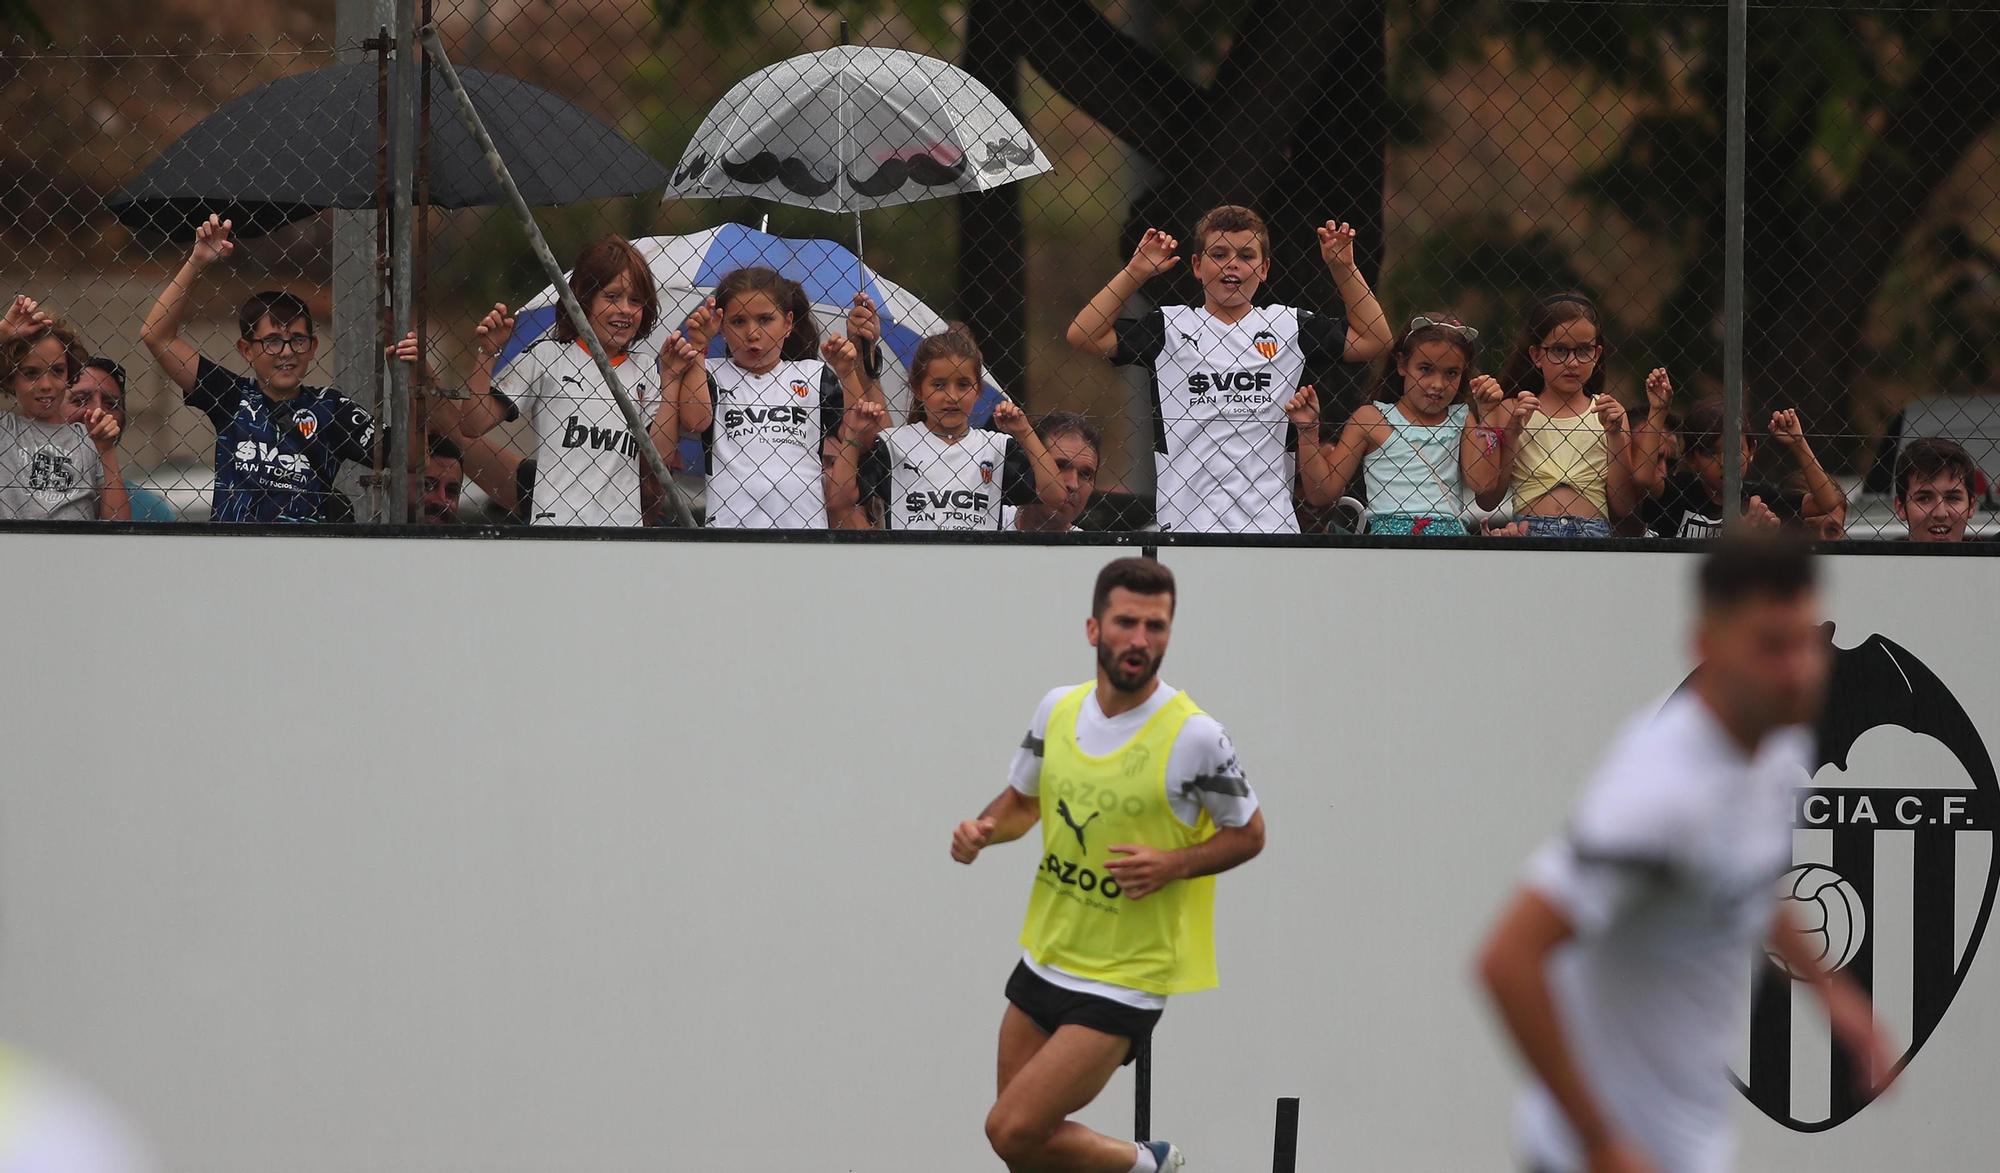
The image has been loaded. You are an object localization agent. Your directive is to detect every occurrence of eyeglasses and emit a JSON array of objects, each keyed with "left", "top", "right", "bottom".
[
  {"left": 251, "top": 333, "right": 315, "bottom": 355},
  {"left": 1408, "top": 315, "right": 1478, "bottom": 344},
  {"left": 1536, "top": 343, "right": 1600, "bottom": 365}
]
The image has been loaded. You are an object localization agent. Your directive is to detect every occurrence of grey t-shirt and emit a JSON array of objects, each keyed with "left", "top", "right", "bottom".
[{"left": 0, "top": 412, "right": 104, "bottom": 521}]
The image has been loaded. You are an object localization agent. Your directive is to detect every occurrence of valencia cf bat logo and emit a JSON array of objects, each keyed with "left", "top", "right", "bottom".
[
  {"left": 790, "top": 380, "right": 811, "bottom": 398},
  {"left": 979, "top": 459, "right": 995, "bottom": 484},
  {"left": 290, "top": 409, "right": 318, "bottom": 440},
  {"left": 1252, "top": 330, "right": 1279, "bottom": 360},
  {"left": 1719, "top": 629, "right": 1997, "bottom": 1132}
]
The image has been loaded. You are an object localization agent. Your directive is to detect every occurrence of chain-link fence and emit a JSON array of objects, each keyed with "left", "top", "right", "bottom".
[{"left": 5, "top": 0, "right": 1998, "bottom": 540}]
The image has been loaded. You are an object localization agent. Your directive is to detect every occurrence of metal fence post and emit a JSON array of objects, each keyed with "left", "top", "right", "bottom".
[
  {"left": 386, "top": 0, "right": 418, "bottom": 523},
  {"left": 1722, "top": 0, "right": 1747, "bottom": 522},
  {"left": 335, "top": 0, "right": 386, "bottom": 521}
]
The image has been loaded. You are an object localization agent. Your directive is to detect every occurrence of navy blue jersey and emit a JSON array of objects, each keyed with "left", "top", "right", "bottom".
[{"left": 189, "top": 357, "right": 377, "bottom": 523}]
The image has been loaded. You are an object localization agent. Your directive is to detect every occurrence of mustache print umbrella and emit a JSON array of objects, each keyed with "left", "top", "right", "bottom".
[{"left": 663, "top": 44, "right": 1052, "bottom": 282}]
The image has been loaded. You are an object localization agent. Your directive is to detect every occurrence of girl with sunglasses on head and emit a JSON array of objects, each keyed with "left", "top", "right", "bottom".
[
  {"left": 1491, "top": 294, "right": 1666, "bottom": 538},
  {"left": 1318, "top": 314, "right": 1512, "bottom": 535}
]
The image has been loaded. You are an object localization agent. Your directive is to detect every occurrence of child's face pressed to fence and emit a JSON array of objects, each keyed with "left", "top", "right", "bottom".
[
  {"left": 1897, "top": 472, "right": 1974, "bottom": 542},
  {"left": 587, "top": 272, "right": 646, "bottom": 356},
  {"left": 1395, "top": 339, "right": 1468, "bottom": 419},
  {"left": 237, "top": 313, "right": 316, "bottom": 395},
  {"left": 1191, "top": 230, "right": 1267, "bottom": 311},
  {"left": 8, "top": 336, "right": 71, "bottom": 423},
  {"left": 918, "top": 356, "right": 980, "bottom": 433},
  {"left": 720, "top": 291, "right": 793, "bottom": 374}
]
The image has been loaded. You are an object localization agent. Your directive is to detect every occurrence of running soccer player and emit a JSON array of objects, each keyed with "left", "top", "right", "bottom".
[
  {"left": 951, "top": 557, "right": 1265, "bottom": 1173},
  {"left": 1476, "top": 535, "right": 1896, "bottom": 1173}
]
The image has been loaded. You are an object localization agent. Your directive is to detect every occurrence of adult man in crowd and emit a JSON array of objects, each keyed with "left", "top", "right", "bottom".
[
  {"left": 68, "top": 357, "right": 176, "bottom": 522},
  {"left": 1003, "top": 412, "right": 1102, "bottom": 533}
]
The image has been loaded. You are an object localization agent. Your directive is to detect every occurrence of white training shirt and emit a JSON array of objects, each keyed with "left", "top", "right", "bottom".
[
  {"left": 999, "top": 504, "right": 1072, "bottom": 533},
  {"left": 864, "top": 423, "right": 1024, "bottom": 531},
  {"left": 1516, "top": 690, "right": 1808, "bottom": 1173},
  {"left": 496, "top": 337, "right": 661, "bottom": 527},
  {"left": 704, "top": 356, "right": 843, "bottom": 529},
  {"left": 1113, "top": 303, "right": 1347, "bottom": 534},
  {"left": 1008, "top": 681, "right": 1260, "bottom": 1009}
]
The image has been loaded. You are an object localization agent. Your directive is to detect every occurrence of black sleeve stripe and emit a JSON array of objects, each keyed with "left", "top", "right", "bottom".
[
  {"left": 1020, "top": 733, "right": 1045, "bottom": 756},
  {"left": 1567, "top": 839, "right": 1676, "bottom": 881},
  {"left": 1187, "top": 772, "right": 1250, "bottom": 798}
]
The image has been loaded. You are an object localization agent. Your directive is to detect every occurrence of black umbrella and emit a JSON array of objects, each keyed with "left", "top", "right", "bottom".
[{"left": 109, "top": 61, "right": 667, "bottom": 239}]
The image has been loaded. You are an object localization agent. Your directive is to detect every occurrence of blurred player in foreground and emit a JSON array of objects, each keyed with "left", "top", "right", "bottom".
[
  {"left": 1476, "top": 534, "right": 1895, "bottom": 1172},
  {"left": 951, "top": 557, "right": 1266, "bottom": 1173}
]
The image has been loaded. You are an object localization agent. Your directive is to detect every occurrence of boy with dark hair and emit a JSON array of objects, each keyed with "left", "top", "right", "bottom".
[
  {"left": 142, "top": 214, "right": 378, "bottom": 523},
  {"left": 1642, "top": 399, "right": 1845, "bottom": 538},
  {"left": 1066, "top": 205, "right": 1392, "bottom": 533},
  {"left": 1893, "top": 437, "right": 1978, "bottom": 543}
]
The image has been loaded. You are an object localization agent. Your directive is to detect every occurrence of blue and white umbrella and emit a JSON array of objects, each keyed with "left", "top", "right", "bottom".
[{"left": 494, "top": 223, "right": 1006, "bottom": 431}]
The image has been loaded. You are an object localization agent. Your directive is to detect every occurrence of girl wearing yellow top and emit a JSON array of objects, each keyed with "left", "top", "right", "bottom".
[{"left": 1490, "top": 294, "right": 1659, "bottom": 538}]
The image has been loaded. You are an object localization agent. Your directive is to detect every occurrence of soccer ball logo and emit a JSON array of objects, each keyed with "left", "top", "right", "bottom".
[{"left": 1765, "top": 864, "right": 1867, "bottom": 979}]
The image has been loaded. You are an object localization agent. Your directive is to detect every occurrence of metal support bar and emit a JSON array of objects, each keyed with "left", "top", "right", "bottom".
[
  {"left": 387, "top": 0, "right": 417, "bottom": 523},
  {"left": 419, "top": 24, "right": 696, "bottom": 527},
  {"left": 1722, "top": 0, "right": 1747, "bottom": 522}
]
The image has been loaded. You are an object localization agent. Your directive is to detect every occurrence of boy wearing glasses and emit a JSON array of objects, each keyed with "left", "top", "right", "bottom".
[{"left": 143, "top": 214, "right": 377, "bottom": 523}]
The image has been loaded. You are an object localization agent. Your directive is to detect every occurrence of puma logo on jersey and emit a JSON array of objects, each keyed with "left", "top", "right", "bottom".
[
  {"left": 1251, "top": 330, "right": 1279, "bottom": 359},
  {"left": 1056, "top": 799, "right": 1100, "bottom": 849},
  {"left": 1178, "top": 332, "right": 1199, "bottom": 346},
  {"left": 561, "top": 415, "right": 640, "bottom": 457},
  {"left": 901, "top": 460, "right": 923, "bottom": 475}
]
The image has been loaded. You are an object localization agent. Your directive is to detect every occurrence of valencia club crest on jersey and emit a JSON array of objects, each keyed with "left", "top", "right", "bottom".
[
  {"left": 1252, "top": 329, "right": 1280, "bottom": 360},
  {"left": 790, "top": 380, "right": 811, "bottom": 398},
  {"left": 290, "top": 409, "right": 318, "bottom": 440},
  {"left": 979, "top": 459, "right": 995, "bottom": 484}
]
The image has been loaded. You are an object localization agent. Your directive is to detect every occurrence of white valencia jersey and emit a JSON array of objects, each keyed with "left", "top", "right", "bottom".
[
  {"left": 1113, "top": 303, "right": 1346, "bottom": 534},
  {"left": 867, "top": 423, "right": 1016, "bottom": 531},
  {"left": 496, "top": 337, "right": 661, "bottom": 527},
  {"left": 1516, "top": 691, "right": 1808, "bottom": 1173},
  {"left": 704, "top": 357, "right": 843, "bottom": 529}
]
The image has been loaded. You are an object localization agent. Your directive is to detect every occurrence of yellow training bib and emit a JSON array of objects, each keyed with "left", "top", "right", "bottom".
[{"left": 1019, "top": 683, "right": 1218, "bottom": 995}]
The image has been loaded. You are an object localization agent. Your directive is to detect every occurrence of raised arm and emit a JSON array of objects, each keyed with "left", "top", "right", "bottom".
[
  {"left": 1316, "top": 221, "right": 1392, "bottom": 363},
  {"left": 1478, "top": 889, "right": 1653, "bottom": 1173},
  {"left": 1628, "top": 369, "right": 1675, "bottom": 497},
  {"left": 651, "top": 332, "right": 702, "bottom": 464},
  {"left": 1595, "top": 394, "right": 1642, "bottom": 520},
  {"left": 141, "top": 214, "right": 232, "bottom": 394},
  {"left": 820, "top": 339, "right": 882, "bottom": 518},
  {"left": 1289, "top": 385, "right": 1351, "bottom": 510},
  {"left": 1460, "top": 376, "right": 1513, "bottom": 509},
  {"left": 1769, "top": 409, "right": 1847, "bottom": 524},
  {"left": 950, "top": 785, "right": 1042, "bottom": 864},
  {"left": 992, "top": 398, "right": 1067, "bottom": 510},
  {"left": 677, "top": 297, "right": 719, "bottom": 435},
  {"left": 437, "top": 303, "right": 517, "bottom": 439},
  {"left": 845, "top": 292, "right": 888, "bottom": 409},
  {"left": 82, "top": 408, "right": 130, "bottom": 521},
  {"left": 1066, "top": 228, "right": 1179, "bottom": 358}
]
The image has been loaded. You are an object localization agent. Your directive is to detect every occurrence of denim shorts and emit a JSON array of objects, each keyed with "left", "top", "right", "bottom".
[
  {"left": 1522, "top": 515, "right": 1612, "bottom": 539},
  {"left": 1369, "top": 513, "right": 1468, "bottom": 537}
]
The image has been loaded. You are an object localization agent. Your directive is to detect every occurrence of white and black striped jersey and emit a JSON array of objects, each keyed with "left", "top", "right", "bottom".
[
  {"left": 860, "top": 423, "right": 1034, "bottom": 531},
  {"left": 702, "top": 356, "right": 843, "bottom": 529},
  {"left": 1517, "top": 691, "right": 1808, "bottom": 1173},
  {"left": 1112, "top": 303, "right": 1346, "bottom": 534}
]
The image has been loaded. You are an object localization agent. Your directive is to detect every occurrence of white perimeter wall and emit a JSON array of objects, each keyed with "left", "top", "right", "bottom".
[{"left": 0, "top": 533, "right": 1994, "bottom": 1171}]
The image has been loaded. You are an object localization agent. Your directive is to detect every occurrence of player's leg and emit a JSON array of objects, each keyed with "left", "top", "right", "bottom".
[
  {"left": 999, "top": 1002, "right": 1050, "bottom": 1095},
  {"left": 984, "top": 1022, "right": 1135, "bottom": 1173}
]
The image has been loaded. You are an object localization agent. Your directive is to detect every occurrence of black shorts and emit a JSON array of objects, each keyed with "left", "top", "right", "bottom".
[{"left": 1004, "top": 961, "right": 1163, "bottom": 1065}]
